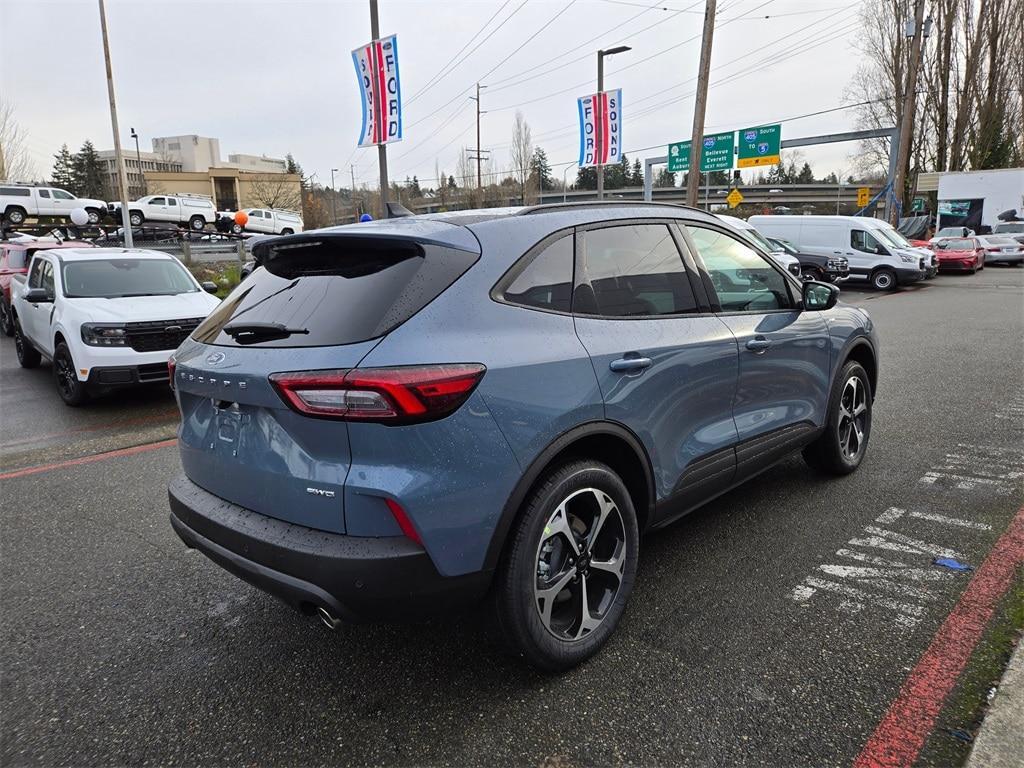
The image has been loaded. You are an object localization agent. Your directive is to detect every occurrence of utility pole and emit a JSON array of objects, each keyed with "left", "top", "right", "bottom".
[
  {"left": 98, "top": 0, "right": 133, "bottom": 247},
  {"left": 686, "top": 0, "right": 716, "bottom": 207},
  {"left": 467, "top": 83, "right": 489, "bottom": 204},
  {"left": 369, "top": 0, "right": 389, "bottom": 218},
  {"left": 595, "top": 46, "right": 631, "bottom": 200},
  {"left": 350, "top": 165, "right": 360, "bottom": 218},
  {"left": 892, "top": 0, "right": 927, "bottom": 224},
  {"left": 330, "top": 168, "right": 339, "bottom": 224}
]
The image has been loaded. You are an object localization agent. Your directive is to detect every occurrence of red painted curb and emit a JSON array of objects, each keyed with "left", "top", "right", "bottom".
[
  {"left": 0, "top": 438, "right": 178, "bottom": 481},
  {"left": 853, "top": 505, "right": 1024, "bottom": 768}
]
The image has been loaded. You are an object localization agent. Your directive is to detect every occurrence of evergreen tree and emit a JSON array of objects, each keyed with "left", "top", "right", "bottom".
[
  {"left": 575, "top": 165, "right": 597, "bottom": 190},
  {"left": 72, "top": 140, "right": 107, "bottom": 199},
  {"left": 631, "top": 159, "right": 643, "bottom": 186},
  {"left": 529, "top": 147, "right": 553, "bottom": 191},
  {"left": 51, "top": 144, "right": 76, "bottom": 193},
  {"left": 795, "top": 162, "right": 815, "bottom": 183},
  {"left": 655, "top": 168, "right": 676, "bottom": 187},
  {"left": 707, "top": 170, "right": 730, "bottom": 186},
  {"left": 285, "top": 153, "right": 303, "bottom": 176},
  {"left": 447, "top": 175, "right": 457, "bottom": 190}
]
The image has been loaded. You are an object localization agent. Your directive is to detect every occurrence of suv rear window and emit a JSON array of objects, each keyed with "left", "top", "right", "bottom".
[{"left": 192, "top": 236, "right": 478, "bottom": 347}]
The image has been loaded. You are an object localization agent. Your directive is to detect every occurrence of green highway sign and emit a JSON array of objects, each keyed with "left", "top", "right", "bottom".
[
  {"left": 668, "top": 132, "right": 736, "bottom": 174},
  {"left": 668, "top": 140, "right": 691, "bottom": 172},
  {"left": 737, "top": 124, "right": 782, "bottom": 168},
  {"left": 700, "top": 132, "right": 734, "bottom": 171}
]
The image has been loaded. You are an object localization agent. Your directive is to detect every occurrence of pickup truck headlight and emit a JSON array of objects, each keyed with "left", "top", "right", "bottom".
[
  {"left": 82, "top": 323, "right": 129, "bottom": 346},
  {"left": 899, "top": 253, "right": 917, "bottom": 263}
]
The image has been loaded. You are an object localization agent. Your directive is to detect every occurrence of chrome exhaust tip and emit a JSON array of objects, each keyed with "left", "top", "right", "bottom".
[{"left": 316, "top": 605, "right": 341, "bottom": 630}]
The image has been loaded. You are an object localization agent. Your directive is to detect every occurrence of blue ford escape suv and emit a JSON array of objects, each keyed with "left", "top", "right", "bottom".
[{"left": 168, "top": 202, "right": 877, "bottom": 671}]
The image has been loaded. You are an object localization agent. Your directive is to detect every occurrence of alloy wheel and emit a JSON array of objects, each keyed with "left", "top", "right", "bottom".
[
  {"left": 55, "top": 351, "right": 78, "bottom": 399},
  {"left": 534, "top": 487, "right": 626, "bottom": 642},
  {"left": 838, "top": 375, "right": 868, "bottom": 461}
]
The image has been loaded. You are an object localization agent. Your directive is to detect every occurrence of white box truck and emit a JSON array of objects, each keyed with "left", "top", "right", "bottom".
[{"left": 935, "top": 168, "right": 1024, "bottom": 233}]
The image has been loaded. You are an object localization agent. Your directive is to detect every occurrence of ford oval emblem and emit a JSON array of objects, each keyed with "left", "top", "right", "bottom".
[{"left": 206, "top": 351, "right": 226, "bottom": 365}]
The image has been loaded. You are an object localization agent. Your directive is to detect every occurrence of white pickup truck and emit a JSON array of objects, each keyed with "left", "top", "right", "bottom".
[
  {"left": 230, "top": 208, "right": 304, "bottom": 235},
  {"left": 109, "top": 194, "right": 218, "bottom": 230},
  {"left": 11, "top": 247, "right": 221, "bottom": 405},
  {"left": 1, "top": 184, "right": 107, "bottom": 225}
]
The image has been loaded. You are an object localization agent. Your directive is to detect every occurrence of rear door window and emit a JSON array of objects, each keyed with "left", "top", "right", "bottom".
[
  {"left": 192, "top": 236, "right": 479, "bottom": 347},
  {"left": 577, "top": 223, "right": 698, "bottom": 317}
]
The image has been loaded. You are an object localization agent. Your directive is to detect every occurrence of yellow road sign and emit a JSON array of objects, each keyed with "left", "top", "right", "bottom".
[
  {"left": 857, "top": 187, "right": 871, "bottom": 207},
  {"left": 727, "top": 188, "right": 744, "bottom": 208}
]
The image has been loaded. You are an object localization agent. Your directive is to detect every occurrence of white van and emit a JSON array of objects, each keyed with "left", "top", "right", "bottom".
[
  {"left": 236, "top": 208, "right": 303, "bottom": 235},
  {"left": 716, "top": 214, "right": 801, "bottom": 277},
  {"left": 748, "top": 215, "right": 928, "bottom": 290}
]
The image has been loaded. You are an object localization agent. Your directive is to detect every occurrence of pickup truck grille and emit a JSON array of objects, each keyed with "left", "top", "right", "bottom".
[{"left": 125, "top": 317, "right": 204, "bottom": 352}]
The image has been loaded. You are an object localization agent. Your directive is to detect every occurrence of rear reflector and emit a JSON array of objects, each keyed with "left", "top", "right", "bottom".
[
  {"left": 269, "top": 364, "right": 486, "bottom": 423},
  {"left": 384, "top": 498, "right": 423, "bottom": 545}
]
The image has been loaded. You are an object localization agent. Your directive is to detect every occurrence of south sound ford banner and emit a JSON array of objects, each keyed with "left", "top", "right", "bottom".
[
  {"left": 352, "top": 34, "right": 403, "bottom": 147},
  {"left": 577, "top": 89, "right": 622, "bottom": 168}
]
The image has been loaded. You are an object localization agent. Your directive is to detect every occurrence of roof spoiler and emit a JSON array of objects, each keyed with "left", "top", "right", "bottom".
[{"left": 386, "top": 202, "right": 416, "bottom": 218}]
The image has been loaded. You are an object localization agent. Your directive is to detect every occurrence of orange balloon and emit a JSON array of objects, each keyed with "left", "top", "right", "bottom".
[{"left": 233, "top": 211, "right": 249, "bottom": 227}]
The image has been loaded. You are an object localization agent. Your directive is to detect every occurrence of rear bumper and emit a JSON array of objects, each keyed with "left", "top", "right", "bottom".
[
  {"left": 986, "top": 255, "right": 1024, "bottom": 265},
  {"left": 168, "top": 475, "right": 491, "bottom": 622}
]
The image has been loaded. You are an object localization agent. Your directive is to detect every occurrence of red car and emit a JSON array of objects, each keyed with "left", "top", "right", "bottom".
[
  {"left": 0, "top": 239, "right": 93, "bottom": 336},
  {"left": 932, "top": 237, "right": 986, "bottom": 274}
]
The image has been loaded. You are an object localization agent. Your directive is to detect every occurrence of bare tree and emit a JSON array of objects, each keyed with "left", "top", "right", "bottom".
[
  {"left": 0, "top": 98, "right": 36, "bottom": 181},
  {"left": 510, "top": 110, "right": 533, "bottom": 204},
  {"left": 247, "top": 173, "right": 302, "bottom": 211}
]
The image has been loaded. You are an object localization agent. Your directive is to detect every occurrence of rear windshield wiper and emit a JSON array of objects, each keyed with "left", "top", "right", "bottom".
[{"left": 223, "top": 322, "right": 310, "bottom": 344}]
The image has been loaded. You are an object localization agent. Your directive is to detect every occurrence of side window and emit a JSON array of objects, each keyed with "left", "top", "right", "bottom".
[
  {"left": 578, "top": 224, "right": 697, "bottom": 317},
  {"left": 501, "top": 234, "right": 574, "bottom": 313},
  {"left": 7, "top": 249, "right": 26, "bottom": 269},
  {"left": 41, "top": 261, "right": 55, "bottom": 296},
  {"left": 38, "top": 189, "right": 51, "bottom": 198},
  {"left": 150, "top": 197, "right": 166, "bottom": 205},
  {"left": 167, "top": 197, "right": 177, "bottom": 206},
  {"left": 687, "top": 226, "right": 793, "bottom": 312},
  {"left": 28, "top": 259, "right": 44, "bottom": 288},
  {"left": 52, "top": 189, "right": 74, "bottom": 200},
  {"left": 851, "top": 230, "right": 885, "bottom": 255}
]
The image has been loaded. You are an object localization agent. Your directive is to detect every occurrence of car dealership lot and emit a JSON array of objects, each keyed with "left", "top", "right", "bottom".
[{"left": 1, "top": 269, "right": 1022, "bottom": 767}]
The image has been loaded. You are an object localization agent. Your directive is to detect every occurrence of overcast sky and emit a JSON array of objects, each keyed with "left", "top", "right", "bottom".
[{"left": 3, "top": 0, "right": 867, "bottom": 190}]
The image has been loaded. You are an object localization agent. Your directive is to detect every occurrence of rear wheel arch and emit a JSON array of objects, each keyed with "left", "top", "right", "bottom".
[{"left": 483, "top": 421, "right": 655, "bottom": 573}]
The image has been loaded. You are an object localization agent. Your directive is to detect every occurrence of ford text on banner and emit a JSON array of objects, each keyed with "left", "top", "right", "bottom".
[
  {"left": 352, "top": 34, "right": 403, "bottom": 148},
  {"left": 577, "top": 89, "right": 622, "bottom": 168}
]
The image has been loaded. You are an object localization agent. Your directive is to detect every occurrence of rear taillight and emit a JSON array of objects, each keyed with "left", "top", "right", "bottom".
[
  {"left": 269, "top": 364, "right": 486, "bottom": 423},
  {"left": 168, "top": 357, "right": 176, "bottom": 390}
]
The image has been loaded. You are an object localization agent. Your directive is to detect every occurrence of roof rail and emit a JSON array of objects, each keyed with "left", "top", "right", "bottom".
[{"left": 516, "top": 200, "right": 705, "bottom": 216}]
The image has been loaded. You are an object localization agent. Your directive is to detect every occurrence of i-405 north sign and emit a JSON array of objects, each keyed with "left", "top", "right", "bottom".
[
  {"left": 737, "top": 124, "right": 781, "bottom": 168},
  {"left": 667, "top": 132, "right": 735, "bottom": 173}
]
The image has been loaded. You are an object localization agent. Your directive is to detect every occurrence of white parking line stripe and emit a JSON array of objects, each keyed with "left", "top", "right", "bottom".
[{"left": 862, "top": 527, "right": 966, "bottom": 560}]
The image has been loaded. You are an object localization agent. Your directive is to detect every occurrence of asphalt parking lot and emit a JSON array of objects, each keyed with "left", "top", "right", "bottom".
[{"left": 1, "top": 268, "right": 1022, "bottom": 767}]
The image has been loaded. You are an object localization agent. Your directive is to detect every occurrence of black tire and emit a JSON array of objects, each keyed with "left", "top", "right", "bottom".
[
  {"left": 189, "top": 215, "right": 206, "bottom": 231},
  {"left": 803, "top": 360, "right": 872, "bottom": 475},
  {"left": 14, "top": 321, "right": 41, "bottom": 368},
  {"left": 129, "top": 210, "right": 144, "bottom": 227},
  {"left": 85, "top": 207, "right": 101, "bottom": 225},
  {"left": 870, "top": 267, "right": 897, "bottom": 291},
  {"left": 0, "top": 301, "right": 14, "bottom": 337},
  {"left": 232, "top": 223, "right": 243, "bottom": 235},
  {"left": 53, "top": 342, "right": 88, "bottom": 406},
  {"left": 5, "top": 207, "right": 27, "bottom": 226},
  {"left": 280, "top": 228, "right": 294, "bottom": 236},
  {"left": 492, "top": 460, "right": 639, "bottom": 672},
  {"left": 801, "top": 266, "right": 824, "bottom": 282}
]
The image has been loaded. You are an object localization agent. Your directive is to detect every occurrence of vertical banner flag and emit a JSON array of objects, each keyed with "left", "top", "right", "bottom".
[
  {"left": 577, "top": 89, "right": 622, "bottom": 168},
  {"left": 352, "top": 34, "right": 403, "bottom": 147}
]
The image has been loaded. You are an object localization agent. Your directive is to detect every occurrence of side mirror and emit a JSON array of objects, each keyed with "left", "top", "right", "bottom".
[
  {"left": 25, "top": 288, "right": 53, "bottom": 303},
  {"left": 201, "top": 281, "right": 218, "bottom": 294},
  {"left": 802, "top": 280, "right": 839, "bottom": 311}
]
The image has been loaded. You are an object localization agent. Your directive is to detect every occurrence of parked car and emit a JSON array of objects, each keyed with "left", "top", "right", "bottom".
[
  {"left": 991, "top": 222, "right": 1024, "bottom": 247},
  {"left": 232, "top": 208, "right": 304, "bottom": 235},
  {"left": 0, "top": 239, "right": 94, "bottom": 336},
  {"left": 932, "top": 237, "right": 986, "bottom": 273},
  {"left": 10, "top": 248, "right": 221, "bottom": 405},
  {"left": 717, "top": 214, "right": 801, "bottom": 277},
  {"left": 974, "top": 235, "right": 1024, "bottom": 265},
  {"left": 109, "top": 194, "right": 217, "bottom": 231},
  {"left": 750, "top": 214, "right": 927, "bottom": 290},
  {"left": 1, "top": 183, "right": 107, "bottom": 225},
  {"left": 766, "top": 237, "right": 849, "bottom": 283},
  {"left": 167, "top": 202, "right": 878, "bottom": 671},
  {"left": 930, "top": 226, "right": 975, "bottom": 244}
]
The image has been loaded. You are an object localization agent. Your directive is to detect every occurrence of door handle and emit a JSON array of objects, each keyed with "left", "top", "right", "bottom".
[
  {"left": 609, "top": 356, "right": 652, "bottom": 373},
  {"left": 746, "top": 337, "right": 772, "bottom": 353}
]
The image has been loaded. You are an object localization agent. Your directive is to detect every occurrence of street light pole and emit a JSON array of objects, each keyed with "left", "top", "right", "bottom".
[
  {"left": 129, "top": 127, "right": 142, "bottom": 196},
  {"left": 561, "top": 161, "right": 577, "bottom": 203},
  {"left": 596, "top": 46, "right": 630, "bottom": 201},
  {"left": 686, "top": 0, "right": 717, "bottom": 207},
  {"left": 97, "top": 0, "right": 132, "bottom": 247},
  {"left": 330, "top": 168, "right": 338, "bottom": 224}
]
